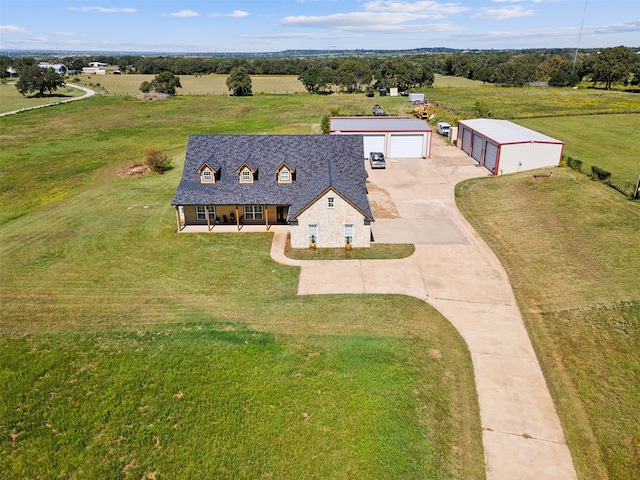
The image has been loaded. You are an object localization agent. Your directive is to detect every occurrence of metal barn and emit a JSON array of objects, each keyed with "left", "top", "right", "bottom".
[
  {"left": 457, "top": 119, "right": 564, "bottom": 175},
  {"left": 330, "top": 116, "right": 432, "bottom": 159}
]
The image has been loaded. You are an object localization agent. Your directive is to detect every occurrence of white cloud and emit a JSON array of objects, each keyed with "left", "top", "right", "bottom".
[
  {"left": 282, "top": 1, "right": 468, "bottom": 32},
  {"left": 472, "top": 5, "right": 534, "bottom": 20},
  {"left": 209, "top": 10, "right": 250, "bottom": 18},
  {"left": 170, "top": 10, "right": 200, "bottom": 18},
  {"left": 0, "top": 25, "right": 32, "bottom": 34},
  {"left": 68, "top": 7, "right": 137, "bottom": 13},
  {"left": 28, "top": 36, "right": 48, "bottom": 43},
  {"left": 52, "top": 31, "right": 76, "bottom": 37}
]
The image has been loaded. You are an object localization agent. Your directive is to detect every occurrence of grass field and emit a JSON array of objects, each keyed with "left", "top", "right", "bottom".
[
  {"left": 0, "top": 95, "right": 485, "bottom": 478},
  {"left": 516, "top": 114, "right": 640, "bottom": 186},
  {"left": 426, "top": 85, "right": 640, "bottom": 120},
  {"left": 2, "top": 88, "right": 639, "bottom": 478},
  {"left": 68, "top": 73, "right": 479, "bottom": 97},
  {"left": 0, "top": 82, "right": 85, "bottom": 112},
  {"left": 456, "top": 170, "right": 640, "bottom": 479}
]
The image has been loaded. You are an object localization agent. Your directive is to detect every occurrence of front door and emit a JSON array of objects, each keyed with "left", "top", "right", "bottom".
[{"left": 276, "top": 206, "right": 289, "bottom": 223}]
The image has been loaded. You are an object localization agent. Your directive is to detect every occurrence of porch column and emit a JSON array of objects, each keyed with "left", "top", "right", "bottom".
[
  {"left": 205, "top": 206, "right": 211, "bottom": 231},
  {"left": 175, "top": 206, "right": 182, "bottom": 231},
  {"left": 235, "top": 205, "right": 240, "bottom": 231},
  {"left": 265, "top": 205, "right": 269, "bottom": 231}
]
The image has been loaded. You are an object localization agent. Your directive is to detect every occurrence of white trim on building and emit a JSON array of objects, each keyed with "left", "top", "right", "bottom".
[
  {"left": 330, "top": 116, "right": 432, "bottom": 159},
  {"left": 457, "top": 119, "right": 564, "bottom": 175}
]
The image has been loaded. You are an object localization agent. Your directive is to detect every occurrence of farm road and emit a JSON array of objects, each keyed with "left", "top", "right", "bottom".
[
  {"left": 271, "top": 135, "right": 577, "bottom": 480},
  {"left": 0, "top": 84, "right": 95, "bottom": 117}
]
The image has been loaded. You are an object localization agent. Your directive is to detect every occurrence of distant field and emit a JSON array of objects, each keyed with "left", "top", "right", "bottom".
[
  {"left": 0, "top": 82, "right": 85, "bottom": 112},
  {"left": 516, "top": 114, "right": 640, "bottom": 186},
  {"left": 72, "top": 73, "right": 306, "bottom": 96},
  {"left": 426, "top": 85, "right": 640, "bottom": 119},
  {"left": 433, "top": 74, "right": 483, "bottom": 87}
]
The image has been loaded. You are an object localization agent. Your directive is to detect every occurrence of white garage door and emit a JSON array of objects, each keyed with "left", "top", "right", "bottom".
[
  {"left": 389, "top": 134, "right": 424, "bottom": 158},
  {"left": 484, "top": 142, "right": 498, "bottom": 174},
  {"left": 362, "top": 135, "right": 385, "bottom": 158},
  {"left": 471, "top": 135, "right": 484, "bottom": 163},
  {"left": 461, "top": 128, "right": 472, "bottom": 155}
]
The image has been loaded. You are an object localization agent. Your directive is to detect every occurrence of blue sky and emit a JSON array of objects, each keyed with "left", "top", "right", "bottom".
[{"left": 1, "top": 0, "right": 638, "bottom": 53}]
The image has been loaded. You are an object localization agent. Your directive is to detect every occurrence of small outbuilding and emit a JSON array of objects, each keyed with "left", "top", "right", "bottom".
[
  {"left": 457, "top": 119, "right": 564, "bottom": 175},
  {"left": 330, "top": 116, "right": 432, "bottom": 159}
]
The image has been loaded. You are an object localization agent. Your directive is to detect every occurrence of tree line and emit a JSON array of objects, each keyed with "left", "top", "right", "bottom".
[{"left": 2, "top": 46, "right": 638, "bottom": 96}]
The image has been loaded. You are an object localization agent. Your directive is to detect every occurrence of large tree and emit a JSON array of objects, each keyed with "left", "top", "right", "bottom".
[
  {"left": 587, "top": 46, "right": 634, "bottom": 90},
  {"left": 336, "top": 59, "right": 372, "bottom": 92},
  {"left": 152, "top": 71, "right": 182, "bottom": 95},
  {"left": 226, "top": 67, "right": 252, "bottom": 96},
  {"left": 15, "top": 64, "right": 64, "bottom": 96}
]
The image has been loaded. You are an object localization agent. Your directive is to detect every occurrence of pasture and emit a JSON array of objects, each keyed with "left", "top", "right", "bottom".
[
  {"left": 0, "top": 95, "right": 484, "bottom": 479},
  {"left": 2, "top": 86, "right": 639, "bottom": 479},
  {"left": 456, "top": 169, "right": 640, "bottom": 479},
  {"left": 516, "top": 114, "right": 640, "bottom": 187},
  {"left": 0, "top": 82, "right": 85, "bottom": 112}
]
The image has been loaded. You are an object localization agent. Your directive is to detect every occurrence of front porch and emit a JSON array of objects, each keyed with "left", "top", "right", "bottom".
[
  {"left": 175, "top": 204, "right": 290, "bottom": 232},
  {"left": 178, "top": 224, "right": 291, "bottom": 233}
]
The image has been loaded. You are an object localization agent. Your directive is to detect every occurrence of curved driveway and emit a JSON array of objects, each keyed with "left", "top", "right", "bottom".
[
  {"left": 271, "top": 136, "right": 577, "bottom": 479},
  {"left": 0, "top": 83, "right": 95, "bottom": 117}
]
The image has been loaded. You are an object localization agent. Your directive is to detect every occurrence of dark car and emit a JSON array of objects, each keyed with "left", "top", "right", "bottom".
[{"left": 369, "top": 152, "right": 386, "bottom": 169}]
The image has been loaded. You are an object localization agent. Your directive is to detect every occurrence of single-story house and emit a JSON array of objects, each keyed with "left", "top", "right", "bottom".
[
  {"left": 38, "top": 62, "right": 67, "bottom": 74},
  {"left": 330, "top": 116, "right": 432, "bottom": 159},
  {"left": 171, "top": 135, "right": 374, "bottom": 248},
  {"left": 457, "top": 119, "right": 564, "bottom": 175}
]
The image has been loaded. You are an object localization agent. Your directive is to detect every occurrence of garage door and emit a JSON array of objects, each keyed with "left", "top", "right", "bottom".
[
  {"left": 461, "top": 128, "right": 472, "bottom": 155},
  {"left": 389, "top": 134, "right": 424, "bottom": 158},
  {"left": 471, "top": 135, "right": 484, "bottom": 163},
  {"left": 484, "top": 142, "right": 498, "bottom": 174},
  {"left": 362, "top": 135, "right": 385, "bottom": 158}
]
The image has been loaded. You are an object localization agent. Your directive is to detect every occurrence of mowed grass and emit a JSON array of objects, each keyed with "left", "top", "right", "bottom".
[
  {"left": 72, "top": 73, "right": 475, "bottom": 97},
  {"left": 0, "top": 82, "right": 85, "bottom": 113},
  {"left": 426, "top": 85, "right": 640, "bottom": 119},
  {"left": 0, "top": 95, "right": 485, "bottom": 478},
  {"left": 72, "top": 73, "right": 306, "bottom": 96},
  {"left": 456, "top": 170, "right": 640, "bottom": 479},
  {"left": 286, "top": 243, "right": 415, "bottom": 260},
  {"left": 516, "top": 114, "right": 640, "bottom": 185}
]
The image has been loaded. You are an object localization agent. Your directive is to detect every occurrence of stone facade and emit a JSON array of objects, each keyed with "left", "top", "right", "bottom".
[{"left": 290, "top": 189, "right": 371, "bottom": 248}]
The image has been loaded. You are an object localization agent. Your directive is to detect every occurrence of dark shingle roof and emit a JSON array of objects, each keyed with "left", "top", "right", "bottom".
[{"left": 171, "top": 135, "right": 373, "bottom": 221}]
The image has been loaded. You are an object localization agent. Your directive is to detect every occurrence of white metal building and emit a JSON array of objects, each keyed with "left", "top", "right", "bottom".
[
  {"left": 330, "top": 116, "right": 432, "bottom": 159},
  {"left": 457, "top": 119, "right": 564, "bottom": 175}
]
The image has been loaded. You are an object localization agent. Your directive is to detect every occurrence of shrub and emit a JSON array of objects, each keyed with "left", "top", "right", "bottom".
[
  {"left": 144, "top": 146, "right": 172, "bottom": 172},
  {"left": 321, "top": 114, "right": 330, "bottom": 134},
  {"left": 591, "top": 165, "right": 611, "bottom": 182},
  {"left": 565, "top": 156, "right": 583, "bottom": 172}
]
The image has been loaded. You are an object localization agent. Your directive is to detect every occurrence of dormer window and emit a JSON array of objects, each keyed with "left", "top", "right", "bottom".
[
  {"left": 275, "top": 162, "right": 295, "bottom": 184},
  {"left": 197, "top": 162, "right": 217, "bottom": 184},
  {"left": 236, "top": 162, "right": 256, "bottom": 184}
]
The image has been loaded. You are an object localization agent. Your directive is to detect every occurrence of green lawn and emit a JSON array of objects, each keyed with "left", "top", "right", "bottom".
[
  {"left": 425, "top": 85, "right": 640, "bottom": 120},
  {"left": 286, "top": 243, "right": 415, "bottom": 260},
  {"left": 516, "top": 114, "right": 640, "bottom": 186},
  {"left": 456, "top": 170, "right": 640, "bottom": 480},
  {"left": 0, "top": 95, "right": 484, "bottom": 479},
  {"left": 0, "top": 82, "right": 86, "bottom": 113},
  {"left": 71, "top": 73, "right": 306, "bottom": 96}
]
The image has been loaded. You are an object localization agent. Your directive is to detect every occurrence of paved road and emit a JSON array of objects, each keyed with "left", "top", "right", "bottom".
[
  {"left": 271, "top": 136, "right": 577, "bottom": 479},
  {"left": 0, "top": 83, "right": 95, "bottom": 117}
]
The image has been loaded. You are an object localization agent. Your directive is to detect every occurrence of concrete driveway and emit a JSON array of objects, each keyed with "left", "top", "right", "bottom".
[{"left": 271, "top": 135, "right": 577, "bottom": 479}]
